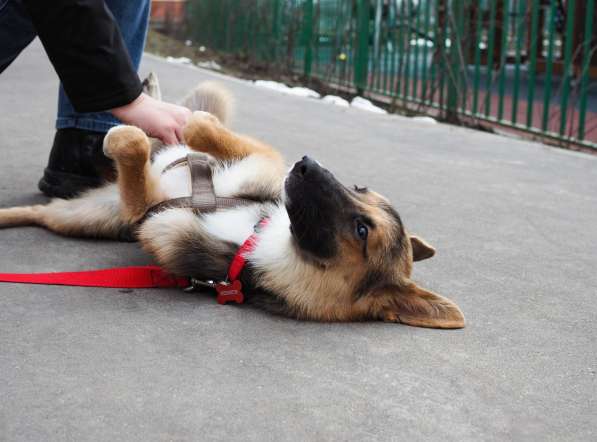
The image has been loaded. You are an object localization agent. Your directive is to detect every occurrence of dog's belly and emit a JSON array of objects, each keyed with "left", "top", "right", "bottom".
[
  {"left": 149, "top": 145, "right": 265, "bottom": 245},
  {"left": 160, "top": 167, "right": 192, "bottom": 199},
  {"left": 152, "top": 145, "right": 193, "bottom": 199}
]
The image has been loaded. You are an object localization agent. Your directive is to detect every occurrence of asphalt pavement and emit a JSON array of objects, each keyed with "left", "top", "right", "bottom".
[{"left": 1, "top": 40, "right": 596, "bottom": 442}]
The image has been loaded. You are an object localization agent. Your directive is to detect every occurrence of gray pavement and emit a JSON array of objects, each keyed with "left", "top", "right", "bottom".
[{"left": 1, "top": 41, "right": 596, "bottom": 442}]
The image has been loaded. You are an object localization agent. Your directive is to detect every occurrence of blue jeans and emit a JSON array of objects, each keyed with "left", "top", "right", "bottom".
[{"left": 0, "top": 0, "right": 150, "bottom": 133}]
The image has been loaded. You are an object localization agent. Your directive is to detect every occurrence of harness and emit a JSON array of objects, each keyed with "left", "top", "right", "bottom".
[
  {"left": 137, "top": 151, "right": 268, "bottom": 303},
  {"left": 140, "top": 152, "right": 257, "bottom": 223}
]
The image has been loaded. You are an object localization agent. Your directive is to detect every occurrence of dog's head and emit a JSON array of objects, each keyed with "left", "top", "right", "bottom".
[{"left": 283, "top": 156, "right": 464, "bottom": 328}]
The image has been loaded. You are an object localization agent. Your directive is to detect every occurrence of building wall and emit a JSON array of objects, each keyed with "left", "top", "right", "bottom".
[{"left": 151, "top": 0, "right": 187, "bottom": 26}]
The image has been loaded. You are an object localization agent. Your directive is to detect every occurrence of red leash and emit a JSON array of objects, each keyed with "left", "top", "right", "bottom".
[
  {"left": 0, "top": 218, "right": 270, "bottom": 305},
  {"left": 0, "top": 266, "right": 188, "bottom": 289}
]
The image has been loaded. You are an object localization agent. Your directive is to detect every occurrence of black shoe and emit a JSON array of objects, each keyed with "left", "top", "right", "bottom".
[{"left": 38, "top": 128, "right": 116, "bottom": 198}]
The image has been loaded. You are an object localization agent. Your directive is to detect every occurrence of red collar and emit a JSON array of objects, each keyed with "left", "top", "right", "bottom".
[{"left": 215, "top": 217, "right": 270, "bottom": 305}]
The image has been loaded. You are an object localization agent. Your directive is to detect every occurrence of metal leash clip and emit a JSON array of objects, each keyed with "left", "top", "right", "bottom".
[
  {"left": 184, "top": 278, "right": 216, "bottom": 293},
  {"left": 184, "top": 278, "right": 244, "bottom": 305}
]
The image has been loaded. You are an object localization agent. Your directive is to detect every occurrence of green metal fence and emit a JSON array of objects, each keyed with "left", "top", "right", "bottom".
[{"left": 186, "top": 0, "right": 597, "bottom": 150}]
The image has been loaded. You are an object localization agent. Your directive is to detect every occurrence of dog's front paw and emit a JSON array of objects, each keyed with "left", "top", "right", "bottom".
[
  {"left": 183, "top": 111, "right": 223, "bottom": 148},
  {"left": 191, "top": 110, "right": 220, "bottom": 125},
  {"left": 103, "top": 125, "right": 150, "bottom": 165}
]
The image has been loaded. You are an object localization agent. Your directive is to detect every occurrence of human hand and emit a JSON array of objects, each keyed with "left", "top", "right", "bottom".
[{"left": 111, "top": 93, "right": 192, "bottom": 145}]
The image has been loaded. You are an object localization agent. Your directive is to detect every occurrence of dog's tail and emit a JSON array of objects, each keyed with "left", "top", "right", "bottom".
[
  {"left": 181, "top": 81, "right": 234, "bottom": 125},
  {"left": 143, "top": 73, "right": 233, "bottom": 125},
  {"left": 0, "top": 205, "right": 43, "bottom": 228},
  {"left": 0, "top": 186, "right": 129, "bottom": 239}
]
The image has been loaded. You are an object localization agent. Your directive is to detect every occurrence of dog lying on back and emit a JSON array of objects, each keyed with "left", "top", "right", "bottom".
[{"left": 0, "top": 82, "right": 464, "bottom": 328}]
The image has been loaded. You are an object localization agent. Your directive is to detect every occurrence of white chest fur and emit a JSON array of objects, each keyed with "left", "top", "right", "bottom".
[
  {"left": 151, "top": 145, "right": 282, "bottom": 202},
  {"left": 149, "top": 145, "right": 283, "bottom": 246}
]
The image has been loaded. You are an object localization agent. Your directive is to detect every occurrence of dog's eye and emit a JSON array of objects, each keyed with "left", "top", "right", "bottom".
[
  {"left": 353, "top": 185, "right": 368, "bottom": 193},
  {"left": 355, "top": 221, "right": 368, "bottom": 241}
]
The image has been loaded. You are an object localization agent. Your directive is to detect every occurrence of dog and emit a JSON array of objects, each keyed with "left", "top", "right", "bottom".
[{"left": 0, "top": 80, "right": 465, "bottom": 329}]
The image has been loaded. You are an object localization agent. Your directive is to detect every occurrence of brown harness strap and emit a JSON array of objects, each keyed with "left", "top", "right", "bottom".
[
  {"left": 138, "top": 153, "right": 256, "bottom": 224},
  {"left": 162, "top": 157, "right": 188, "bottom": 173},
  {"left": 189, "top": 153, "right": 217, "bottom": 212}
]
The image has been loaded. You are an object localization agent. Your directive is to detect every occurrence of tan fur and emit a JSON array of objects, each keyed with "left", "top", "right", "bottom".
[
  {"left": 352, "top": 190, "right": 413, "bottom": 277},
  {"left": 254, "top": 255, "right": 363, "bottom": 321},
  {"left": 103, "top": 126, "right": 165, "bottom": 223},
  {"left": 251, "top": 194, "right": 404, "bottom": 322},
  {"left": 380, "top": 284, "right": 465, "bottom": 329},
  {"left": 0, "top": 185, "right": 126, "bottom": 238},
  {"left": 410, "top": 235, "right": 436, "bottom": 262},
  {"left": 0, "top": 205, "right": 43, "bottom": 227},
  {"left": 184, "top": 111, "right": 284, "bottom": 164},
  {"left": 253, "top": 189, "right": 465, "bottom": 328}
]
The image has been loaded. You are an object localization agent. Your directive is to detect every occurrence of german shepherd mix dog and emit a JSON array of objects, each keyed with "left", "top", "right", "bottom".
[{"left": 0, "top": 81, "right": 464, "bottom": 329}]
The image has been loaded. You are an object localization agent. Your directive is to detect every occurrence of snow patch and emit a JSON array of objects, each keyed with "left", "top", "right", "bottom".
[
  {"left": 322, "top": 95, "right": 350, "bottom": 107},
  {"left": 350, "top": 97, "right": 387, "bottom": 114},
  {"left": 166, "top": 56, "right": 192, "bottom": 65},
  {"left": 288, "top": 87, "right": 321, "bottom": 98},
  {"left": 411, "top": 116, "right": 437, "bottom": 124},
  {"left": 197, "top": 60, "right": 222, "bottom": 71},
  {"left": 255, "top": 80, "right": 292, "bottom": 93},
  {"left": 252, "top": 81, "right": 393, "bottom": 115},
  {"left": 254, "top": 80, "right": 320, "bottom": 98}
]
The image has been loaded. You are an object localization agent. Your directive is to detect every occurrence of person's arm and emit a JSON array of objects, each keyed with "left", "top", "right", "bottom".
[
  {"left": 22, "top": 0, "right": 142, "bottom": 112},
  {"left": 23, "top": 0, "right": 191, "bottom": 144}
]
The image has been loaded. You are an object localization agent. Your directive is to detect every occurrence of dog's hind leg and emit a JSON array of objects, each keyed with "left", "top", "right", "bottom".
[
  {"left": 103, "top": 126, "right": 165, "bottom": 224},
  {"left": 0, "top": 185, "right": 130, "bottom": 239},
  {"left": 183, "top": 111, "right": 283, "bottom": 165}
]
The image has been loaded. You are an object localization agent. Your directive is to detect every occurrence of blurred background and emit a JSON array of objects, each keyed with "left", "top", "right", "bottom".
[{"left": 148, "top": 0, "right": 597, "bottom": 152}]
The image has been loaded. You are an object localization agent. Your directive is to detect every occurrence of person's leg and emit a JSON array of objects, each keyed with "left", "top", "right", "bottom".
[
  {"left": 0, "top": 0, "right": 37, "bottom": 74},
  {"left": 55, "top": 0, "right": 150, "bottom": 133},
  {"left": 39, "top": 0, "right": 151, "bottom": 198}
]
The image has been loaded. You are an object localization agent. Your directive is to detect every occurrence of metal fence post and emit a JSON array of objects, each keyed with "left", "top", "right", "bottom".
[
  {"left": 272, "top": 0, "right": 282, "bottom": 62},
  {"left": 187, "top": 0, "right": 596, "bottom": 150},
  {"left": 446, "top": 0, "right": 465, "bottom": 122},
  {"left": 578, "top": 0, "right": 595, "bottom": 140},
  {"left": 354, "top": 0, "right": 369, "bottom": 94},
  {"left": 301, "top": 0, "right": 314, "bottom": 78},
  {"left": 558, "top": 0, "right": 576, "bottom": 137}
]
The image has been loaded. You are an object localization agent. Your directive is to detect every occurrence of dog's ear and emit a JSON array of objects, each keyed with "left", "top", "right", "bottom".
[
  {"left": 379, "top": 282, "right": 465, "bottom": 329},
  {"left": 410, "top": 235, "right": 435, "bottom": 261}
]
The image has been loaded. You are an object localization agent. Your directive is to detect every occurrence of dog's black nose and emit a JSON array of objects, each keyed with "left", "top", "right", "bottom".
[{"left": 294, "top": 156, "right": 318, "bottom": 177}]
